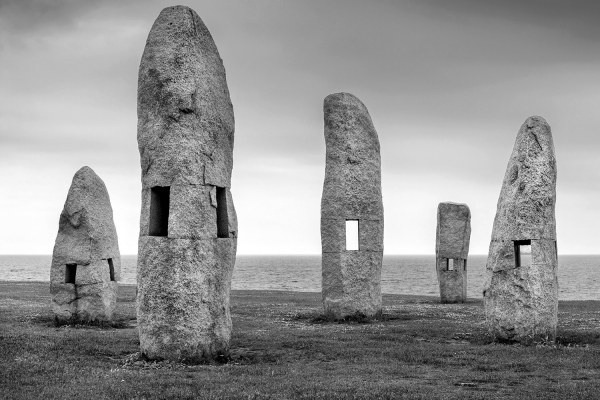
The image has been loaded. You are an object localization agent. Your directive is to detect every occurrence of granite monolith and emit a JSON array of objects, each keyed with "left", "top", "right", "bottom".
[
  {"left": 50, "top": 166, "right": 121, "bottom": 323},
  {"left": 483, "top": 116, "right": 557, "bottom": 343},
  {"left": 136, "top": 5, "right": 237, "bottom": 362},
  {"left": 321, "top": 92, "right": 383, "bottom": 319},
  {"left": 436, "top": 202, "right": 471, "bottom": 303}
]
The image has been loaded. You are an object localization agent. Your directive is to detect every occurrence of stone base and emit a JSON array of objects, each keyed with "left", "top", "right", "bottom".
[
  {"left": 436, "top": 258, "right": 467, "bottom": 304},
  {"left": 484, "top": 239, "right": 558, "bottom": 343},
  {"left": 50, "top": 258, "right": 118, "bottom": 323},
  {"left": 51, "top": 281, "right": 118, "bottom": 323},
  {"left": 322, "top": 251, "right": 382, "bottom": 319},
  {"left": 137, "top": 236, "right": 236, "bottom": 362}
]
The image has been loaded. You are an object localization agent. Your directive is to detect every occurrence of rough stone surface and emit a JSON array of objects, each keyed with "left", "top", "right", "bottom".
[
  {"left": 436, "top": 202, "right": 471, "bottom": 304},
  {"left": 50, "top": 166, "right": 121, "bottom": 323},
  {"left": 321, "top": 92, "right": 383, "bottom": 318},
  {"left": 137, "top": 5, "right": 237, "bottom": 362},
  {"left": 483, "top": 116, "right": 558, "bottom": 343}
]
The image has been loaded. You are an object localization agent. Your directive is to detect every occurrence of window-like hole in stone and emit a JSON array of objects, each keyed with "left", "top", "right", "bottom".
[
  {"left": 65, "top": 264, "right": 77, "bottom": 284},
  {"left": 216, "top": 187, "right": 229, "bottom": 238},
  {"left": 346, "top": 220, "right": 359, "bottom": 250},
  {"left": 514, "top": 240, "right": 532, "bottom": 268},
  {"left": 448, "top": 259, "right": 455, "bottom": 271},
  {"left": 108, "top": 258, "right": 115, "bottom": 281},
  {"left": 149, "top": 186, "right": 170, "bottom": 237},
  {"left": 464, "top": 259, "right": 467, "bottom": 271}
]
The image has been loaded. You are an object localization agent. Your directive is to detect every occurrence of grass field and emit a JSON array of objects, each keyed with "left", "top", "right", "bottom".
[{"left": 2, "top": 281, "right": 600, "bottom": 399}]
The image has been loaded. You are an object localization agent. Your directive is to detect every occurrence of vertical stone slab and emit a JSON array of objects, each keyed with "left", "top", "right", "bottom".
[
  {"left": 435, "top": 202, "right": 471, "bottom": 303},
  {"left": 50, "top": 166, "right": 121, "bottom": 323},
  {"left": 136, "top": 5, "right": 237, "bottom": 362},
  {"left": 483, "top": 116, "right": 558, "bottom": 343},
  {"left": 321, "top": 92, "right": 383, "bottom": 319}
]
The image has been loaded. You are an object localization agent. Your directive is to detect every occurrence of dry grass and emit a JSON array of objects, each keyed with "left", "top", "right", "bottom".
[{"left": 2, "top": 281, "right": 600, "bottom": 399}]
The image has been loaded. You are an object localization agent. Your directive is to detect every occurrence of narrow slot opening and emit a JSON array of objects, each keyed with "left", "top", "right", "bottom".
[
  {"left": 514, "top": 240, "right": 532, "bottom": 268},
  {"left": 108, "top": 258, "right": 115, "bottom": 282},
  {"left": 65, "top": 264, "right": 77, "bottom": 284},
  {"left": 149, "top": 186, "right": 170, "bottom": 237},
  {"left": 216, "top": 187, "right": 229, "bottom": 238},
  {"left": 464, "top": 259, "right": 467, "bottom": 271},
  {"left": 345, "top": 220, "right": 359, "bottom": 250},
  {"left": 448, "top": 259, "right": 455, "bottom": 271}
]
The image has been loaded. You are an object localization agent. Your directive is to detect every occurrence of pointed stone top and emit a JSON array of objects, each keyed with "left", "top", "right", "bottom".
[
  {"left": 321, "top": 92, "right": 382, "bottom": 219},
  {"left": 492, "top": 115, "right": 556, "bottom": 240},
  {"left": 324, "top": 92, "right": 368, "bottom": 111},
  {"left": 52, "top": 167, "right": 120, "bottom": 264},
  {"left": 137, "top": 5, "right": 234, "bottom": 188}
]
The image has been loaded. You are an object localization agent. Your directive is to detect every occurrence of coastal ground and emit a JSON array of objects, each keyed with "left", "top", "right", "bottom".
[{"left": 1, "top": 282, "right": 600, "bottom": 399}]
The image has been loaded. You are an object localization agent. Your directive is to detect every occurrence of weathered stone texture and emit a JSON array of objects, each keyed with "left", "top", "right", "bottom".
[
  {"left": 483, "top": 116, "right": 558, "bottom": 343},
  {"left": 137, "top": 5, "right": 237, "bottom": 362},
  {"left": 137, "top": 5, "right": 234, "bottom": 189},
  {"left": 321, "top": 93, "right": 383, "bottom": 319},
  {"left": 50, "top": 166, "right": 121, "bottom": 323},
  {"left": 436, "top": 202, "right": 471, "bottom": 303}
]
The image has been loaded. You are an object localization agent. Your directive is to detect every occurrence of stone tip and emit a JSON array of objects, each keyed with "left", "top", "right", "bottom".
[
  {"left": 323, "top": 92, "right": 369, "bottom": 116},
  {"left": 438, "top": 201, "right": 470, "bottom": 208},
  {"left": 524, "top": 115, "right": 549, "bottom": 128},
  {"left": 160, "top": 5, "right": 194, "bottom": 14},
  {"left": 74, "top": 166, "right": 98, "bottom": 179},
  {"left": 152, "top": 5, "right": 202, "bottom": 34}
]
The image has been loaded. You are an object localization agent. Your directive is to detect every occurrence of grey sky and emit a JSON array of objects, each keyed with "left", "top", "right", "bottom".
[{"left": 1, "top": 0, "right": 599, "bottom": 254}]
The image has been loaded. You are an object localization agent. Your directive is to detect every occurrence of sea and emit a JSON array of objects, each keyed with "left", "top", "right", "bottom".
[{"left": 1, "top": 255, "right": 599, "bottom": 301}]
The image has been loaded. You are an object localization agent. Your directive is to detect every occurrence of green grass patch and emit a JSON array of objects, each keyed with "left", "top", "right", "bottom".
[{"left": 2, "top": 282, "right": 600, "bottom": 399}]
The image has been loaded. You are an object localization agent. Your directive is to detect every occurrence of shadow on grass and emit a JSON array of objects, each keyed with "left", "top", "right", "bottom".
[
  {"left": 556, "top": 330, "right": 600, "bottom": 346},
  {"left": 291, "top": 310, "right": 432, "bottom": 324},
  {"left": 120, "top": 347, "right": 278, "bottom": 369},
  {"left": 31, "top": 313, "right": 133, "bottom": 329}
]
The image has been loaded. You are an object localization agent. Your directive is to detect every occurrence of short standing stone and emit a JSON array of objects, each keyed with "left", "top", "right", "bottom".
[
  {"left": 436, "top": 202, "right": 471, "bottom": 303},
  {"left": 136, "top": 5, "right": 237, "bottom": 362},
  {"left": 321, "top": 92, "right": 383, "bottom": 319},
  {"left": 50, "top": 166, "right": 121, "bottom": 323},
  {"left": 483, "top": 116, "right": 558, "bottom": 343}
]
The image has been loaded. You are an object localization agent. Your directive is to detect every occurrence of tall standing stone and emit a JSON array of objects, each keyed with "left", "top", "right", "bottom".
[
  {"left": 483, "top": 116, "right": 557, "bottom": 343},
  {"left": 436, "top": 202, "right": 471, "bottom": 303},
  {"left": 136, "top": 6, "right": 237, "bottom": 362},
  {"left": 50, "top": 166, "right": 121, "bottom": 323},
  {"left": 321, "top": 92, "right": 383, "bottom": 319}
]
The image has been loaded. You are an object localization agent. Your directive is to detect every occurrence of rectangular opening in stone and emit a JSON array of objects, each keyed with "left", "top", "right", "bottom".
[
  {"left": 216, "top": 187, "right": 229, "bottom": 238},
  {"left": 448, "top": 258, "right": 455, "bottom": 271},
  {"left": 514, "top": 240, "right": 532, "bottom": 268},
  {"left": 108, "top": 258, "right": 115, "bottom": 281},
  {"left": 149, "top": 186, "right": 170, "bottom": 237},
  {"left": 65, "top": 264, "right": 76, "bottom": 284},
  {"left": 464, "top": 259, "right": 467, "bottom": 271},
  {"left": 345, "top": 220, "right": 359, "bottom": 250}
]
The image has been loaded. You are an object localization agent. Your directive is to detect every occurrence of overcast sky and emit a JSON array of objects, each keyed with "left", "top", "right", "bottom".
[{"left": 1, "top": 0, "right": 599, "bottom": 255}]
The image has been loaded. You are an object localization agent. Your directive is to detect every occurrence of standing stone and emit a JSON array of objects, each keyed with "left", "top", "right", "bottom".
[
  {"left": 436, "top": 202, "right": 471, "bottom": 304},
  {"left": 136, "top": 6, "right": 237, "bottom": 362},
  {"left": 483, "top": 116, "right": 557, "bottom": 343},
  {"left": 50, "top": 166, "right": 121, "bottom": 323},
  {"left": 321, "top": 93, "right": 383, "bottom": 319}
]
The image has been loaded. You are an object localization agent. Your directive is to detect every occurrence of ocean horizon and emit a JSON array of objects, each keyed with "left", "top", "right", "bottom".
[{"left": 1, "top": 254, "right": 599, "bottom": 301}]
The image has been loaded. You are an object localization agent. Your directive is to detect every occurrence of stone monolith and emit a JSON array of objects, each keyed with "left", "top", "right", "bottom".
[
  {"left": 321, "top": 92, "right": 383, "bottom": 319},
  {"left": 436, "top": 202, "right": 471, "bottom": 303},
  {"left": 50, "top": 166, "right": 121, "bottom": 323},
  {"left": 483, "top": 116, "right": 557, "bottom": 343},
  {"left": 136, "top": 5, "right": 237, "bottom": 362}
]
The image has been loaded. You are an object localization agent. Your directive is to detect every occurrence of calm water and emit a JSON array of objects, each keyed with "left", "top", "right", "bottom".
[{"left": 1, "top": 254, "right": 598, "bottom": 300}]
